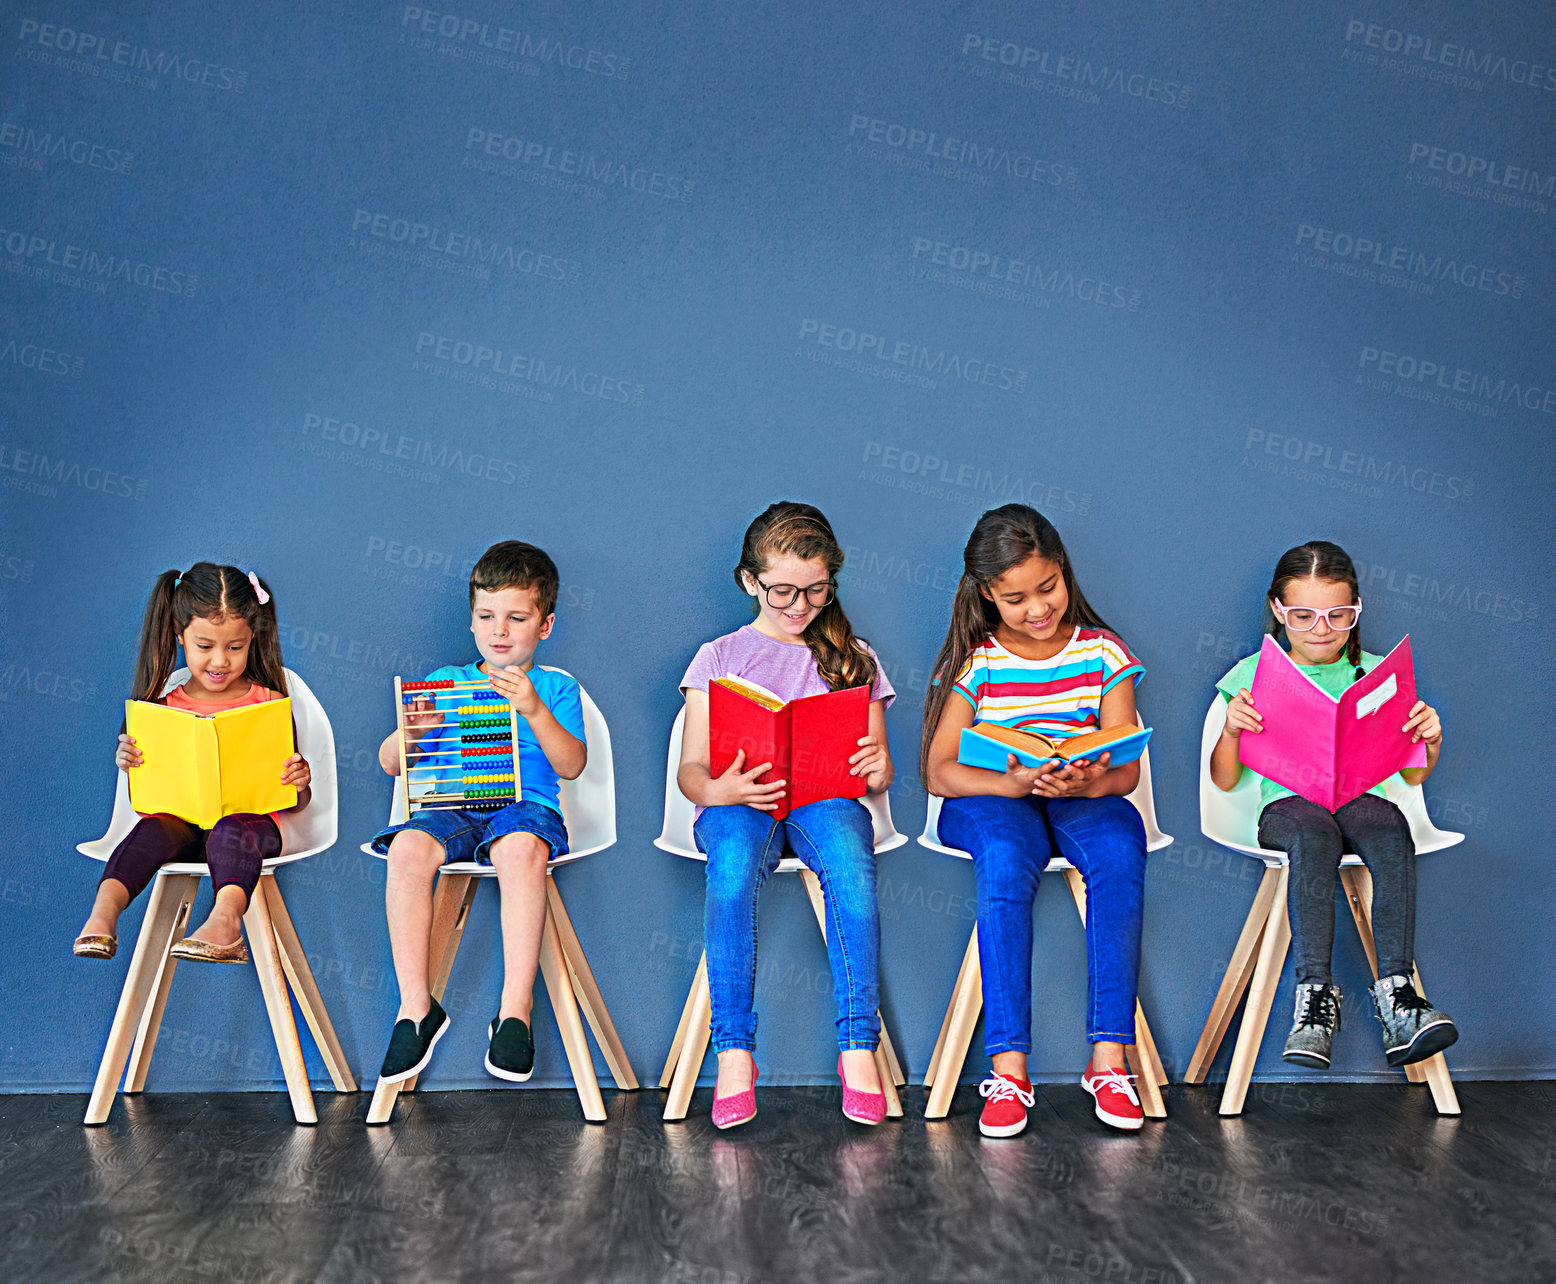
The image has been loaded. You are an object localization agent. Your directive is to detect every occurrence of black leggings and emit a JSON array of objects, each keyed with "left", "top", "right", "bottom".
[
  {"left": 100, "top": 814, "right": 280, "bottom": 904},
  {"left": 1257, "top": 793, "right": 1416, "bottom": 985}
]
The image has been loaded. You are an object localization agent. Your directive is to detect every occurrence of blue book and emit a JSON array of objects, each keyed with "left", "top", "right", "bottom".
[{"left": 957, "top": 722, "right": 1152, "bottom": 773}]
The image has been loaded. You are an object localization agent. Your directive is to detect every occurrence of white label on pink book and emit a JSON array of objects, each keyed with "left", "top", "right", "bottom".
[{"left": 1354, "top": 672, "right": 1396, "bottom": 718}]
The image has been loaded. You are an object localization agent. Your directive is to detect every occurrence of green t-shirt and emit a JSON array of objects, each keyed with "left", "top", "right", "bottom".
[{"left": 1216, "top": 647, "right": 1398, "bottom": 810}]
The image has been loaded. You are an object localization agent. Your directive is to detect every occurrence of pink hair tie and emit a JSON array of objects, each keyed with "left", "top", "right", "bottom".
[{"left": 247, "top": 570, "right": 270, "bottom": 605}]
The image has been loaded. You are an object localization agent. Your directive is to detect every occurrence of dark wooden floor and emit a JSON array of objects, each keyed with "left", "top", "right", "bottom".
[{"left": 2, "top": 1082, "right": 1551, "bottom": 1283}]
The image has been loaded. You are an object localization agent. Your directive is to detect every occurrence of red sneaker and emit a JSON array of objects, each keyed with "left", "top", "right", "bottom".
[
  {"left": 977, "top": 1073, "right": 1035, "bottom": 1137},
  {"left": 1080, "top": 1064, "right": 1143, "bottom": 1131}
]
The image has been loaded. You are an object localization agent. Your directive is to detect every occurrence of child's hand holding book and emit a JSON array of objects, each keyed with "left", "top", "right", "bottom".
[{"left": 707, "top": 748, "right": 787, "bottom": 812}]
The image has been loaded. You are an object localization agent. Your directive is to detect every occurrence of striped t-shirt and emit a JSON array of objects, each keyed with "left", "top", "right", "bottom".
[{"left": 952, "top": 628, "right": 1144, "bottom": 741}]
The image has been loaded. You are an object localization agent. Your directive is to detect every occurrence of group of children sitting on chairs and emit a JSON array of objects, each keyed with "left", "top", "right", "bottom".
[{"left": 75, "top": 502, "right": 1458, "bottom": 1139}]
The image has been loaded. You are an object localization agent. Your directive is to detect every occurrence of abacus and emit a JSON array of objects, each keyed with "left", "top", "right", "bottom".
[{"left": 394, "top": 676, "right": 522, "bottom": 814}]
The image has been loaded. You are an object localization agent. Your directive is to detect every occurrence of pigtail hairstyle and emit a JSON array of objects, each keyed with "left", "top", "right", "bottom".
[
  {"left": 1265, "top": 540, "right": 1363, "bottom": 669},
  {"left": 920, "top": 504, "right": 1114, "bottom": 780},
  {"left": 130, "top": 562, "right": 288, "bottom": 702},
  {"left": 734, "top": 502, "right": 877, "bottom": 693}
]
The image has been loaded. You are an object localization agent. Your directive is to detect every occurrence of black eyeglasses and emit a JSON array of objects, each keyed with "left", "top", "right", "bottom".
[{"left": 756, "top": 578, "right": 835, "bottom": 609}]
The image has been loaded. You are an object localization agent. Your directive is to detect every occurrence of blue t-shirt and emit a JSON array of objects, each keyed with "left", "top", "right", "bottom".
[{"left": 407, "top": 662, "right": 585, "bottom": 815}]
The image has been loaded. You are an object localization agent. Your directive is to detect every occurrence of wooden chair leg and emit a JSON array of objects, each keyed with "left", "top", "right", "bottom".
[
  {"left": 878, "top": 1022, "right": 908, "bottom": 1089},
  {"left": 663, "top": 954, "right": 712, "bottom": 1122},
  {"left": 538, "top": 905, "right": 608, "bottom": 1122},
  {"left": 123, "top": 877, "right": 199, "bottom": 1093},
  {"left": 924, "top": 929, "right": 978, "bottom": 1090},
  {"left": 367, "top": 872, "right": 476, "bottom": 1125},
  {"left": 1127, "top": 1006, "right": 1167, "bottom": 1119},
  {"left": 797, "top": 869, "right": 901, "bottom": 1116},
  {"left": 243, "top": 878, "right": 317, "bottom": 1125},
  {"left": 1134, "top": 1001, "right": 1169, "bottom": 1089},
  {"left": 1220, "top": 867, "right": 1291, "bottom": 1116},
  {"left": 1061, "top": 868, "right": 1166, "bottom": 1118},
  {"left": 925, "top": 926, "right": 982, "bottom": 1121},
  {"left": 1184, "top": 865, "right": 1280, "bottom": 1083},
  {"left": 264, "top": 877, "right": 358, "bottom": 1093},
  {"left": 1338, "top": 866, "right": 1460, "bottom": 1115},
  {"left": 660, "top": 954, "right": 706, "bottom": 1090},
  {"left": 546, "top": 880, "right": 639, "bottom": 1090},
  {"left": 402, "top": 873, "right": 477, "bottom": 1094},
  {"left": 85, "top": 874, "right": 197, "bottom": 1125}
]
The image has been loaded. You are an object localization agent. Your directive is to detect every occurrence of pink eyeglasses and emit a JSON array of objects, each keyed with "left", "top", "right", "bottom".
[{"left": 1272, "top": 601, "right": 1362, "bottom": 632}]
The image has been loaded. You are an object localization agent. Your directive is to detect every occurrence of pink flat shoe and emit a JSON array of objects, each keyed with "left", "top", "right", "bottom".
[
  {"left": 712, "top": 1065, "right": 757, "bottom": 1130},
  {"left": 838, "top": 1055, "right": 886, "bottom": 1126}
]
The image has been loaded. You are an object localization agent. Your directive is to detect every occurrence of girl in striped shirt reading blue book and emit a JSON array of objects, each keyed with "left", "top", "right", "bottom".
[{"left": 922, "top": 504, "right": 1149, "bottom": 1138}]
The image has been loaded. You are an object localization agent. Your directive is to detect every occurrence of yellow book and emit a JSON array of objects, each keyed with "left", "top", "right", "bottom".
[{"left": 125, "top": 698, "right": 296, "bottom": 828}]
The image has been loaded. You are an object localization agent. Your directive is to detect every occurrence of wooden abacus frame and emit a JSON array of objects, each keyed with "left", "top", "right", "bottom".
[{"left": 395, "top": 677, "right": 523, "bottom": 816}]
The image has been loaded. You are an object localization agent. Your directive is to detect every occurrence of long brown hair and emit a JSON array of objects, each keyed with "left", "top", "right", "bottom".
[
  {"left": 920, "top": 504, "right": 1113, "bottom": 779},
  {"left": 1266, "top": 540, "right": 1363, "bottom": 668},
  {"left": 734, "top": 502, "right": 877, "bottom": 692},
  {"left": 131, "top": 563, "right": 288, "bottom": 702}
]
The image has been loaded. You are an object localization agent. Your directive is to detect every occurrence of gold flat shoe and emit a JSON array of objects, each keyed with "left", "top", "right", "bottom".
[
  {"left": 170, "top": 935, "right": 249, "bottom": 965},
  {"left": 73, "top": 934, "right": 117, "bottom": 959}
]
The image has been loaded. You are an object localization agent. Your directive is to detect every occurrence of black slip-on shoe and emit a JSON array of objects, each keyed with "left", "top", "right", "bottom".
[
  {"left": 485, "top": 1016, "right": 534, "bottom": 1082},
  {"left": 378, "top": 997, "right": 449, "bottom": 1084}
]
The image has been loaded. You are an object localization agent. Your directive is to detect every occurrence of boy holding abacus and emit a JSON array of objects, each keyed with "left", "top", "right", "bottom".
[{"left": 371, "top": 541, "right": 587, "bottom": 1084}]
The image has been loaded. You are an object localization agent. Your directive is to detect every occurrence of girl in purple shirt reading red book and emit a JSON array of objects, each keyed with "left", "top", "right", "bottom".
[{"left": 677, "top": 502, "right": 895, "bottom": 1128}]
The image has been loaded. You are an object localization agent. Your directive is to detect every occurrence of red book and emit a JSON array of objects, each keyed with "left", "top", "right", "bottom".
[{"left": 708, "top": 676, "right": 870, "bottom": 820}]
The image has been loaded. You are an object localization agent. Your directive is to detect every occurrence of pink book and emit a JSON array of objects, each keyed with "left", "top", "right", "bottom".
[{"left": 1238, "top": 634, "right": 1427, "bottom": 812}]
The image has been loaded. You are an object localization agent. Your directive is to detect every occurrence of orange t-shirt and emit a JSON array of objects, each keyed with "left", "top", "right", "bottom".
[{"left": 162, "top": 682, "right": 280, "bottom": 713}]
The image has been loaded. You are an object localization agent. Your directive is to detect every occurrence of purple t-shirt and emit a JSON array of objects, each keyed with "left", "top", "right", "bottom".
[
  {"left": 680, "top": 624, "right": 896, "bottom": 708},
  {"left": 680, "top": 624, "right": 896, "bottom": 819}
]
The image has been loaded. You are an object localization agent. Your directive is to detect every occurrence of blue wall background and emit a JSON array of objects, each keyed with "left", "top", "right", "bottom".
[{"left": 3, "top": 2, "right": 1553, "bottom": 1094}]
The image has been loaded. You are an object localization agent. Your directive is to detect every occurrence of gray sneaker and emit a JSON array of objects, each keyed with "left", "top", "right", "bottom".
[
  {"left": 1283, "top": 982, "right": 1341, "bottom": 1068},
  {"left": 1370, "top": 975, "right": 1458, "bottom": 1067}
]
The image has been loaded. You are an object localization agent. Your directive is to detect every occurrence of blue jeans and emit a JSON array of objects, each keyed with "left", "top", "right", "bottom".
[
  {"left": 371, "top": 799, "right": 569, "bottom": 863},
  {"left": 694, "top": 797, "right": 880, "bottom": 1055},
  {"left": 939, "top": 793, "right": 1146, "bottom": 1054}
]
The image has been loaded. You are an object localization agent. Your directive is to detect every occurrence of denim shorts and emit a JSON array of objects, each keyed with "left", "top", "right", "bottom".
[{"left": 371, "top": 799, "right": 569, "bottom": 864}]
